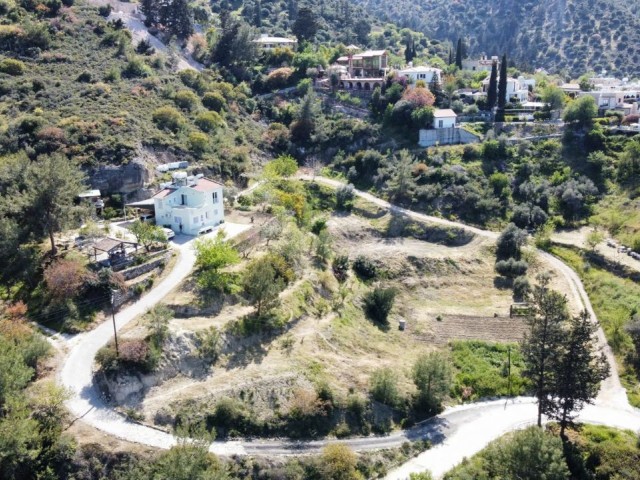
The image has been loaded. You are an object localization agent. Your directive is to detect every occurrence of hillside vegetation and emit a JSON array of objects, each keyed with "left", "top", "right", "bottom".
[{"left": 355, "top": 0, "right": 640, "bottom": 76}]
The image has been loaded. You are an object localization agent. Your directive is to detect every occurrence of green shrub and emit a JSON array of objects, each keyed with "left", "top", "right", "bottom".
[
  {"left": 353, "top": 255, "right": 377, "bottom": 280},
  {"left": 336, "top": 184, "right": 355, "bottom": 211},
  {"left": 370, "top": 367, "right": 400, "bottom": 406},
  {"left": 189, "top": 131, "right": 209, "bottom": 154},
  {"left": 332, "top": 255, "right": 349, "bottom": 282},
  {"left": 174, "top": 89, "right": 199, "bottom": 111},
  {"left": 363, "top": 286, "right": 396, "bottom": 324},
  {"left": 122, "top": 56, "right": 151, "bottom": 78},
  {"left": 202, "top": 91, "right": 226, "bottom": 112},
  {"left": 152, "top": 106, "right": 185, "bottom": 132},
  {"left": 195, "top": 111, "right": 224, "bottom": 132},
  {"left": 0, "top": 58, "right": 25, "bottom": 75}
]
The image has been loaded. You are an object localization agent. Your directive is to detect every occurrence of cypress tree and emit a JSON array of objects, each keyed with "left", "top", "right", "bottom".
[
  {"left": 448, "top": 47, "right": 453, "bottom": 65},
  {"left": 496, "top": 53, "right": 508, "bottom": 121},
  {"left": 487, "top": 60, "right": 498, "bottom": 109},
  {"left": 254, "top": 0, "right": 262, "bottom": 28},
  {"left": 429, "top": 72, "right": 444, "bottom": 107},
  {"left": 404, "top": 38, "right": 413, "bottom": 63},
  {"left": 455, "top": 38, "right": 463, "bottom": 69}
]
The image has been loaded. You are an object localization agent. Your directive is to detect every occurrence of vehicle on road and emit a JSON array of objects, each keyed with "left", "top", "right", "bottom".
[
  {"left": 162, "top": 228, "right": 175, "bottom": 240},
  {"left": 198, "top": 226, "right": 213, "bottom": 235}
]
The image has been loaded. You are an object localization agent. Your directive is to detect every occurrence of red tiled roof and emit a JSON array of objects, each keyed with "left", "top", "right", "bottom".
[
  {"left": 191, "top": 178, "right": 223, "bottom": 192},
  {"left": 152, "top": 188, "right": 172, "bottom": 199}
]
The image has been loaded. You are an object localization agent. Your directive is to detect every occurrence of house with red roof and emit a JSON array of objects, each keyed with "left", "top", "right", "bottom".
[{"left": 153, "top": 172, "right": 224, "bottom": 235}]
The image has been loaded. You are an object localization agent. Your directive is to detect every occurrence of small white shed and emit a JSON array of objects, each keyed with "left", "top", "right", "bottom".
[{"left": 433, "top": 109, "right": 457, "bottom": 129}]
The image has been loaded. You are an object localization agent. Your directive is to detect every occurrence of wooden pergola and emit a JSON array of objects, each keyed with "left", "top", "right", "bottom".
[{"left": 92, "top": 237, "right": 138, "bottom": 262}]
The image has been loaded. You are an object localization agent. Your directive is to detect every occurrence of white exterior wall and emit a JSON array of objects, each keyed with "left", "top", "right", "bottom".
[
  {"left": 154, "top": 186, "right": 224, "bottom": 235},
  {"left": 434, "top": 116, "right": 456, "bottom": 129},
  {"left": 400, "top": 69, "right": 440, "bottom": 85}
]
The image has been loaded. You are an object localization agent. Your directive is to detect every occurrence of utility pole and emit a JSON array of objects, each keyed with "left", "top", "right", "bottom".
[
  {"left": 110, "top": 290, "right": 119, "bottom": 357},
  {"left": 507, "top": 345, "right": 512, "bottom": 397}
]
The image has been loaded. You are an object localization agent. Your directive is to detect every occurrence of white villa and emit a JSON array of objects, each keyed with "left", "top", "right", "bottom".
[
  {"left": 398, "top": 65, "right": 442, "bottom": 85},
  {"left": 253, "top": 34, "right": 297, "bottom": 51},
  {"left": 153, "top": 172, "right": 224, "bottom": 235},
  {"left": 482, "top": 76, "right": 531, "bottom": 103}
]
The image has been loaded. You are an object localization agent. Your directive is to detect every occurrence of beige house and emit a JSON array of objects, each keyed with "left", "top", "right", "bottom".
[
  {"left": 336, "top": 50, "right": 389, "bottom": 78},
  {"left": 462, "top": 54, "right": 499, "bottom": 72}
]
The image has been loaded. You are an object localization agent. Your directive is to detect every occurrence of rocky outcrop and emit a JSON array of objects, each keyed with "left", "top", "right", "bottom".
[{"left": 89, "top": 160, "right": 151, "bottom": 194}]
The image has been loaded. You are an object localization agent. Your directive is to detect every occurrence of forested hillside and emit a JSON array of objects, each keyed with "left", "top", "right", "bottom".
[{"left": 354, "top": 0, "right": 640, "bottom": 77}]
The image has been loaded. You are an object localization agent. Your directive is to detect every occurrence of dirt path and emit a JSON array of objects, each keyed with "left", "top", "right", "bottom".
[{"left": 552, "top": 226, "right": 640, "bottom": 273}]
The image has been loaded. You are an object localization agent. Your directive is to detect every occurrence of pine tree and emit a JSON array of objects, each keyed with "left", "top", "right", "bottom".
[
  {"left": 522, "top": 276, "right": 567, "bottom": 427},
  {"left": 550, "top": 311, "right": 609, "bottom": 438},
  {"left": 140, "top": 0, "right": 157, "bottom": 26},
  {"left": 455, "top": 38, "right": 463, "bottom": 69},
  {"left": 487, "top": 60, "right": 498, "bottom": 109},
  {"left": 291, "top": 7, "right": 318, "bottom": 43}
]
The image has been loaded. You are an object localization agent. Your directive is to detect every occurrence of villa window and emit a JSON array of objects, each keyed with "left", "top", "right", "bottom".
[
  {"left": 212, "top": 191, "right": 219, "bottom": 203},
  {"left": 181, "top": 194, "right": 187, "bottom": 206}
]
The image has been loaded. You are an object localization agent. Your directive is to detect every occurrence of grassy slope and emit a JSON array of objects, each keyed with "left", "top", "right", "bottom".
[{"left": 550, "top": 245, "right": 640, "bottom": 406}]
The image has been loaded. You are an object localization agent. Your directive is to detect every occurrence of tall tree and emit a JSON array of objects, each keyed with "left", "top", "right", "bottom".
[
  {"left": 23, "top": 155, "right": 88, "bottom": 255},
  {"left": 522, "top": 275, "right": 567, "bottom": 427},
  {"left": 428, "top": 73, "right": 444, "bottom": 107},
  {"left": 412, "top": 351, "right": 452, "bottom": 414},
  {"left": 287, "top": 0, "right": 297, "bottom": 21},
  {"left": 550, "top": 311, "right": 609, "bottom": 437},
  {"left": 448, "top": 47, "right": 453, "bottom": 66},
  {"left": 496, "top": 53, "right": 508, "bottom": 120},
  {"left": 455, "top": 38, "right": 463, "bottom": 69},
  {"left": 404, "top": 36, "right": 415, "bottom": 63},
  {"left": 243, "top": 256, "right": 284, "bottom": 317},
  {"left": 487, "top": 60, "right": 498, "bottom": 109},
  {"left": 291, "top": 6, "right": 318, "bottom": 43},
  {"left": 254, "top": 0, "right": 262, "bottom": 27}
]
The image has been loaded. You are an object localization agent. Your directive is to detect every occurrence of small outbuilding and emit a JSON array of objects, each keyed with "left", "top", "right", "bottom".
[{"left": 433, "top": 109, "right": 457, "bottom": 129}]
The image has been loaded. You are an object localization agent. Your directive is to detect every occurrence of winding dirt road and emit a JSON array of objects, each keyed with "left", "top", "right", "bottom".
[{"left": 58, "top": 176, "right": 639, "bottom": 478}]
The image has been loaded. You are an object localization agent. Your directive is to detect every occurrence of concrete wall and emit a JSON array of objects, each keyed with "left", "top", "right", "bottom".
[{"left": 419, "top": 127, "right": 480, "bottom": 147}]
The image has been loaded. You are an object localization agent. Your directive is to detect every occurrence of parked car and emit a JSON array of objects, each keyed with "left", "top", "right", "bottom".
[
  {"left": 162, "top": 228, "right": 175, "bottom": 240},
  {"left": 139, "top": 213, "right": 155, "bottom": 223},
  {"left": 198, "top": 226, "right": 213, "bottom": 235}
]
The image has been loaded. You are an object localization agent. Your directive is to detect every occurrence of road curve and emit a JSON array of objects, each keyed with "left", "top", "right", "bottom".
[{"left": 59, "top": 176, "right": 638, "bottom": 475}]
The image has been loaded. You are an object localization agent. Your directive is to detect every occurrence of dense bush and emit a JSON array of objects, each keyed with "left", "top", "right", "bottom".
[
  {"left": 152, "top": 106, "right": 185, "bottom": 132},
  {"left": 335, "top": 184, "right": 355, "bottom": 211},
  {"left": 363, "top": 286, "right": 396, "bottom": 325},
  {"left": 201, "top": 91, "right": 226, "bottom": 112},
  {"left": 0, "top": 58, "right": 25, "bottom": 75},
  {"left": 174, "top": 90, "right": 199, "bottom": 111},
  {"left": 495, "top": 258, "right": 528, "bottom": 279},
  {"left": 195, "top": 111, "right": 224, "bottom": 132},
  {"left": 332, "top": 255, "right": 349, "bottom": 282},
  {"left": 352, "top": 255, "right": 377, "bottom": 280},
  {"left": 370, "top": 367, "right": 400, "bottom": 406}
]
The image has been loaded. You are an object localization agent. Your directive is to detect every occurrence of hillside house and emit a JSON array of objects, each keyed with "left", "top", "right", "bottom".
[
  {"left": 152, "top": 172, "right": 224, "bottom": 235},
  {"left": 336, "top": 50, "right": 389, "bottom": 78},
  {"left": 462, "top": 54, "right": 499, "bottom": 72},
  {"left": 482, "top": 76, "right": 530, "bottom": 103},
  {"left": 253, "top": 34, "right": 297, "bottom": 51},
  {"left": 398, "top": 65, "right": 442, "bottom": 85}
]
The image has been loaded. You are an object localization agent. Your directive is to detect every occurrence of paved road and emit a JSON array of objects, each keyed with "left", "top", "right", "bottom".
[
  {"left": 59, "top": 223, "right": 250, "bottom": 456},
  {"left": 58, "top": 176, "right": 639, "bottom": 476}
]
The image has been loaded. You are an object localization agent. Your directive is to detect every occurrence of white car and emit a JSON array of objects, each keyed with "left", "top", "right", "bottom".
[
  {"left": 198, "top": 226, "right": 213, "bottom": 235},
  {"left": 162, "top": 228, "right": 175, "bottom": 240}
]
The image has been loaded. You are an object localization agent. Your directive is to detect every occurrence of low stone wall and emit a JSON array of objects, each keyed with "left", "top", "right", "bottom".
[{"left": 119, "top": 251, "right": 171, "bottom": 279}]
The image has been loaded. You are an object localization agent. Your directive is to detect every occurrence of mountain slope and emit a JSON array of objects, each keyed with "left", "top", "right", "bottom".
[{"left": 354, "top": 0, "right": 640, "bottom": 77}]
